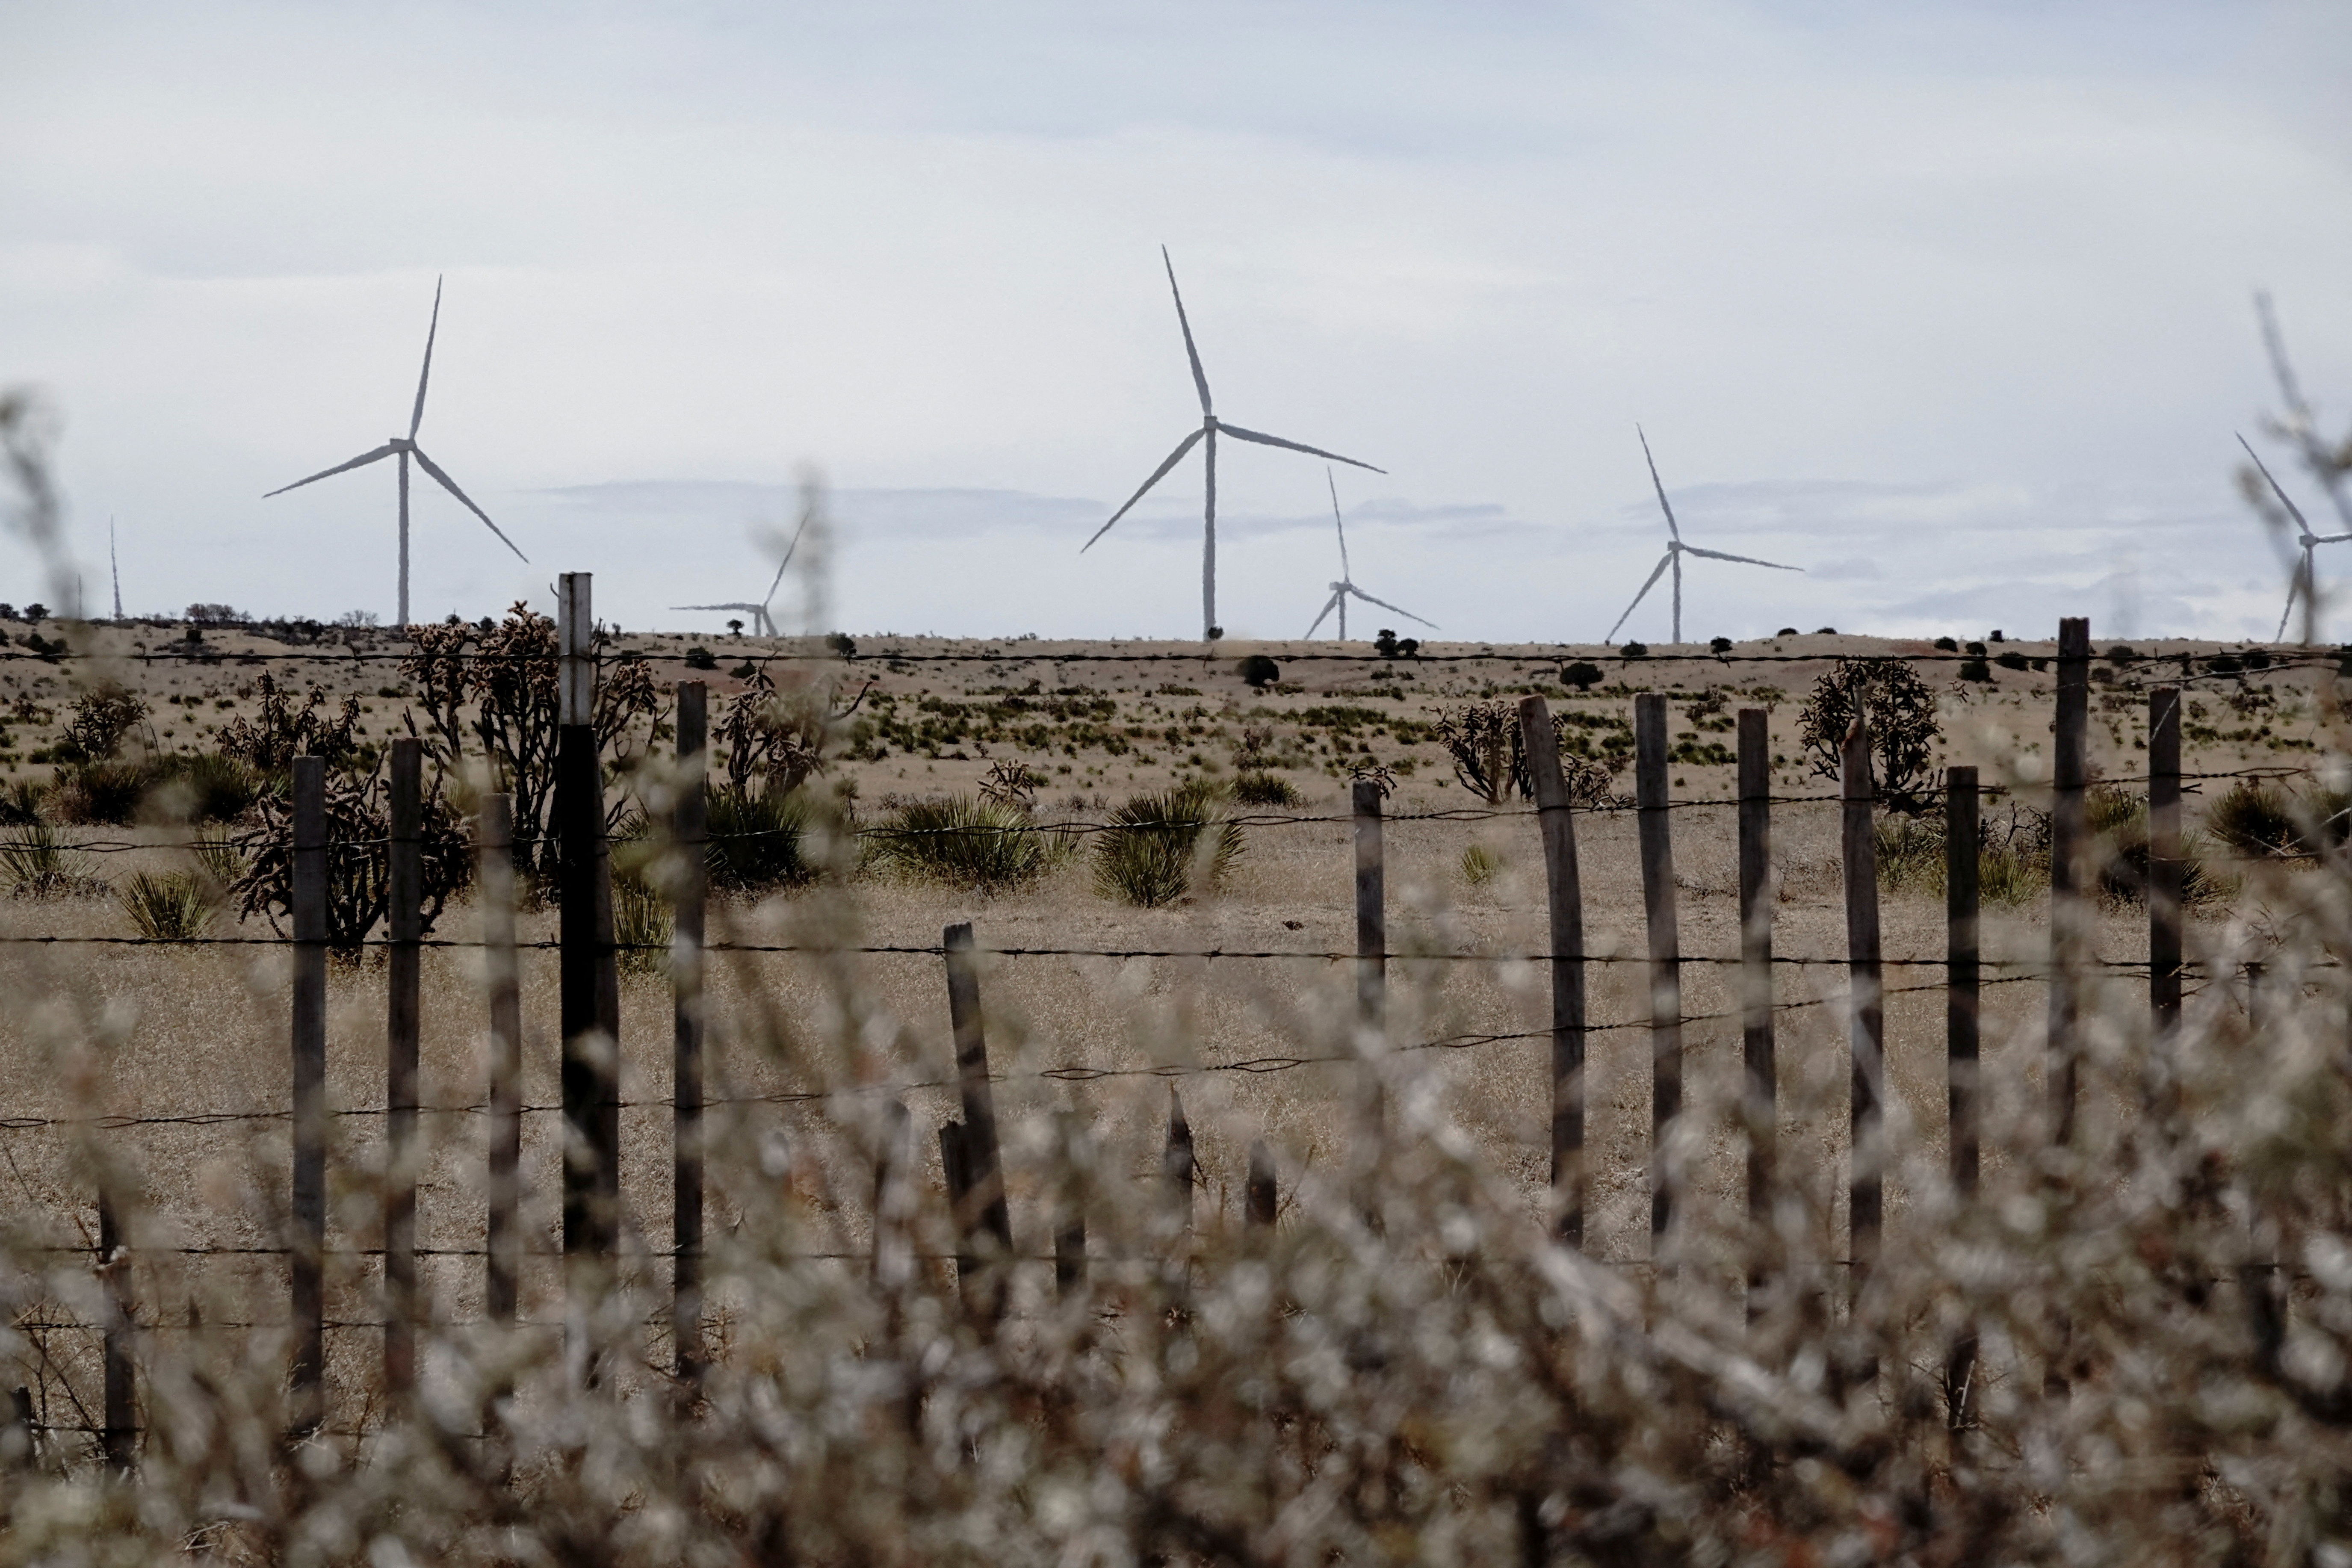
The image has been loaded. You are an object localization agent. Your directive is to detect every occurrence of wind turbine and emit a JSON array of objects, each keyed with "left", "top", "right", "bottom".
[
  {"left": 263, "top": 277, "right": 527, "bottom": 627},
  {"left": 1084, "top": 247, "right": 1385, "bottom": 641},
  {"left": 1305, "top": 470, "right": 1435, "bottom": 641},
  {"left": 2241, "top": 433, "right": 2352, "bottom": 644},
  {"left": 673, "top": 499, "right": 814, "bottom": 637},
  {"left": 1607, "top": 427, "right": 1801, "bottom": 645}
]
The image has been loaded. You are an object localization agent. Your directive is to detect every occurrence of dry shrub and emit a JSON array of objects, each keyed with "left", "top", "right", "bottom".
[
  {"left": 1093, "top": 781, "right": 1241, "bottom": 905},
  {"left": 870, "top": 794, "right": 1047, "bottom": 890}
]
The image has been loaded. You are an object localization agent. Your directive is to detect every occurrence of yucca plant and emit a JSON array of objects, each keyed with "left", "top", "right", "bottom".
[
  {"left": 190, "top": 826, "right": 247, "bottom": 889},
  {"left": 1093, "top": 782, "right": 1243, "bottom": 907},
  {"left": 1460, "top": 843, "right": 1503, "bottom": 887},
  {"left": 1229, "top": 770, "right": 1302, "bottom": 807},
  {"left": 612, "top": 874, "right": 674, "bottom": 976},
  {"left": 871, "top": 794, "right": 1049, "bottom": 890},
  {"left": 2209, "top": 779, "right": 2302, "bottom": 857},
  {"left": 0, "top": 820, "right": 95, "bottom": 897},
  {"left": 705, "top": 783, "right": 815, "bottom": 892},
  {"left": 119, "top": 869, "right": 213, "bottom": 939}
]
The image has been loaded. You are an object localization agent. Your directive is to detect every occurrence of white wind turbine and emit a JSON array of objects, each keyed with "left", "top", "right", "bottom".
[
  {"left": 2241, "top": 433, "right": 2352, "bottom": 644},
  {"left": 1084, "top": 247, "right": 1384, "bottom": 641},
  {"left": 1305, "top": 470, "right": 1435, "bottom": 641},
  {"left": 263, "top": 277, "right": 528, "bottom": 627},
  {"left": 673, "top": 502, "right": 814, "bottom": 637},
  {"left": 1607, "top": 427, "right": 1800, "bottom": 645}
]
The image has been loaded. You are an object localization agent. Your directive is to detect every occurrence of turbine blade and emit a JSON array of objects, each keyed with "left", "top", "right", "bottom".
[
  {"left": 1344, "top": 585, "right": 1437, "bottom": 629},
  {"left": 1680, "top": 545, "right": 1801, "bottom": 570},
  {"left": 762, "top": 493, "right": 818, "bottom": 609},
  {"left": 2239, "top": 432, "right": 2314, "bottom": 538},
  {"left": 1082, "top": 426, "right": 1206, "bottom": 551},
  {"left": 263, "top": 443, "right": 400, "bottom": 497},
  {"left": 673, "top": 602, "right": 762, "bottom": 612},
  {"left": 409, "top": 445, "right": 529, "bottom": 562},
  {"left": 409, "top": 275, "right": 443, "bottom": 440},
  {"left": 1605, "top": 553, "right": 1674, "bottom": 642},
  {"left": 1327, "top": 467, "right": 1351, "bottom": 579},
  {"left": 1638, "top": 424, "right": 1681, "bottom": 541},
  {"left": 1305, "top": 590, "right": 1342, "bottom": 639},
  {"left": 1162, "top": 246, "right": 1213, "bottom": 417},
  {"left": 2311, "top": 533, "right": 2352, "bottom": 545},
  {"left": 1215, "top": 422, "right": 1383, "bottom": 473}
]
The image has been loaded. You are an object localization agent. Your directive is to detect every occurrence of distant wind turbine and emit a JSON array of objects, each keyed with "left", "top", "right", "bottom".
[
  {"left": 1084, "top": 247, "right": 1385, "bottom": 642},
  {"left": 674, "top": 499, "right": 815, "bottom": 637},
  {"left": 1305, "top": 470, "right": 1434, "bottom": 641},
  {"left": 2241, "top": 433, "right": 2352, "bottom": 644},
  {"left": 109, "top": 518, "right": 122, "bottom": 621},
  {"left": 1607, "top": 427, "right": 1801, "bottom": 645},
  {"left": 263, "top": 277, "right": 527, "bottom": 627}
]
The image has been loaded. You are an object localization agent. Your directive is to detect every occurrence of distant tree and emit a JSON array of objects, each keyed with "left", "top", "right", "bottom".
[
  {"left": 334, "top": 609, "right": 379, "bottom": 628},
  {"left": 1562, "top": 661, "right": 1603, "bottom": 691},
  {"left": 1237, "top": 654, "right": 1280, "bottom": 689},
  {"left": 24, "top": 602, "right": 49, "bottom": 621},
  {"left": 727, "top": 618, "right": 745, "bottom": 637},
  {"left": 685, "top": 646, "right": 719, "bottom": 671},
  {"left": 1620, "top": 641, "right": 1649, "bottom": 659},
  {"left": 1709, "top": 635, "right": 1733, "bottom": 656},
  {"left": 1374, "top": 629, "right": 1400, "bottom": 657},
  {"left": 827, "top": 632, "right": 858, "bottom": 660},
  {"left": 185, "top": 602, "right": 239, "bottom": 625},
  {"left": 1796, "top": 657, "right": 1942, "bottom": 815}
]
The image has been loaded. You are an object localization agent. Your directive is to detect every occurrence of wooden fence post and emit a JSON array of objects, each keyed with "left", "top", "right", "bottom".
[
  {"left": 671, "top": 681, "right": 708, "bottom": 1383},
  {"left": 2048, "top": 616, "right": 2091, "bottom": 1146},
  {"left": 384, "top": 736, "right": 421, "bottom": 1405},
  {"left": 943, "top": 922, "right": 1011, "bottom": 1320},
  {"left": 1944, "top": 764, "right": 1980, "bottom": 1429},
  {"left": 557, "top": 573, "right": 619, "bottom": 1279},
  {"left": 1840, "top": 720, "right": 1883, "bottom": 1284},
  {"left": 1634, "top": 692, "right": 1682, "bottom": 1250},
  {"left": 1165, "top": 1089, "right": 1195, "bottom": 1220},
  {"left": 1737, "top": 709, "right": 1774, "bottom": 1295},
  {"left": 289, "top": 755, "right": 327, "bottom": 1431},
  {"left": 98, "top": 1193, "right": 134, "bottom": 1469},
  {"left": 2148, "top": 685, "right": 2183, "bottom": 1055},
  {"left": 478, "top": 794, "right": 522, "bottom": 1326},
  {"left": 1516, "top": 697, "right": 1587, "bottom": 1248},
  {"left": 1246, "top": 1140, "right": 1277, "bottom": 1232},
  {"left": 1352, "top": 777, "right": 1386, "bottom": 1057}
]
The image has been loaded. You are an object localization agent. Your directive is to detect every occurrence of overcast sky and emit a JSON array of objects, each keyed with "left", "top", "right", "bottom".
[{"left": 6, "top": 2, "right": 2350, "bottom": 644}]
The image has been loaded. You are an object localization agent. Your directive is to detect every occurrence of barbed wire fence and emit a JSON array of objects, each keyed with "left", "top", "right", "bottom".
[{"left": 0, "top": 600, "right": 2336, "bottom": 1467}]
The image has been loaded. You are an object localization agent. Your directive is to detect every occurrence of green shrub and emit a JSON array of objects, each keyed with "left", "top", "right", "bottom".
[
  {"left": 0, "top": 777, "right": 43, "bottom": 825},
  {"left": 2085, "top": 785, "right": 2227, "bottom": 905},
  {"left": 120, "top": 870, "right": 213, "bottom": 940},
  {"left": 149, "top": 750, "right": 264, "bottom": 823},
  {"left": 1561, "top": 661, "right": 1603, "bottom": 691},
  {"left": 2209, "top": 780, "right": 2300, "bottom": 857},
  {"left": 613, "top": 874, "right": 674, "bottom": 976},
  {"left": 1236, "top": 654, "right": 1280, "bottom": 689},
  {"left": 1093, "top": 783, "right": 1243, "bottom": 907},
  {"left": 684, "top": 645, "right": 718, "bottom": 671},
  {"left": 1796, "top": 657, "right": 1942, "bottom": 815},
  {"left": 0, "top": 821, "right": 96, "bottom": 897},
  {"left": 871, "top": 795, "right": 1048, "bottom": 890},
  {"left": 705, "top": 784, "right": 815, "bottom": 891},
  {"left": 1873, "top": 813, "right": 2045, "bottom": 906},
  {"left": 1460, "top": 844, "right": 1503, "bottom": 887},
  {"left": 49, "top": 759, "right": 148, "bottom": 825},
  {"left": 1230, "top": 770, "right": 1302, "bottom": 807}
]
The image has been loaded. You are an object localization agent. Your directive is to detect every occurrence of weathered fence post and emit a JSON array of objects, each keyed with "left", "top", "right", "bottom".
[
  {"left": 1944, "top": 764, "right": 1980, "bottom": 1429},
  {"left": 943, "top": 922, "right": 1012, "bottom": 1320},
  {"left": 1634, "top": 692, "right": 1682, "bottom": 1251},
  {"left": 289, "top": 755, "right": 327, "bottom": 1432},
  {"left": 478, "top": 793, "right": 522, "bottom": 1326},
  {"left": 1737, "top": 709, "right": 1774, "bottom": 1299},
  {"left": 671, "top": 681, "right": 708, "bottom": 1384},
  {"left": 1052, "top": 1106, "right": 1087, "bottom": 1300},
  {"left": 98, "top": 1194, "right": 134, "bottom": 1469},
  {"left": 2048, "top": 616, "right": 2091, "bottom": 1146},
  {"left": 2148, "top": 685, "right": 2183, "bottom": 1056},
  {"left": 384, "top": 736, "right": 421, "bottom": 1404},
  {"left": 1516, "top": 696, "right": 1587, "bottom": 1248},
  {"left": 1353, "top": 776, "right": 1386, "bottom": 1078},
  {"left": 1841, "top": 720, "right": 1883, "bottom": 1285},
  {"left": 557, "top": 573, "right": 620, "bottom": 1294}
]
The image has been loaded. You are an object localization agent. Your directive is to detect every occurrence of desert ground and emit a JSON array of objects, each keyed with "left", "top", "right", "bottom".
[{"left": 0, "top": 617, "right": 2338, "bottom": 1391}]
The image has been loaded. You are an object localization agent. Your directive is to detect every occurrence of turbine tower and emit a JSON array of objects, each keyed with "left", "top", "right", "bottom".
[
  {"left": 109, "top": 518, "right": 122, "bottom": 621},
  {"left": 1305, "top": 470, "right": 1435, "bottom": 641},
  {"left": 2241, "top": 434, "right": 2352, "bottom": 644},
  {"left": 1084, "top": 248, "right": 1384, "bottom": 641},
  {"left": 674, "top": 496, "right": 815, "bottom": 638},
  {"left": 263, "top": 277, "right": 528, "bottom": 627},
  {"left": 1607, "top": 427, "right": 1801, "bottom": 645}
]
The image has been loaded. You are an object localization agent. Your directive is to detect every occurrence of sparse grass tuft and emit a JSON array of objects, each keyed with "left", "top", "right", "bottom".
[
  {"left": 1229, "top": 770, "right": 1302, "bottom": 807},
  {"left": 1093, "top": 782, "right": 1243, "bottom": 907},
  {"left": 872, "top": 794, "right": 1049, "bottom": 889},
  {"left": 190, "top": 826, "right": 247, "bottom": 889},
  {"left": 119, "top": 869, "right": 213, "bottom": 939},
  {"left": 1460, "top": 843, "right": 1503, "bottom": 886}
]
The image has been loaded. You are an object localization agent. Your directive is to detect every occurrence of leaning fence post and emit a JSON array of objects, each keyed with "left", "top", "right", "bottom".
[
  {"left": 2148, "top": 685, "right": 2183, "bottom": 1059},
  {"left": 671, "top": 681, "right": 708, "bottom": 1383},
  {"left": 1634, "top": 692, "right": 1682, "bottom": 1251},
  {"left": 2048, "top": 616, "right": 2091, "bottom": 1146},
  {"left": 1516, "top": 696, "right": 1587, "bottom": 1248},
  {"left": 943, "top": 922, "right": 1011, "bottom": 1320},
  {"left": 289, "top": 755, "right": 327, "bottom": 1432},
  {"left": 557, "top": 573, "right": 619, "bottom": 1291},
  {"left": 384, "top": 736, "right": 422, "bottom": 1405},
  {"left": 478, "top": 794, "right": 522, "bottom": 1326},
  {"left": 1840, "top": 720, "right": 1884, "bottom": 1287},
  {"left": 1944, "top": 764, "right": 1980, "bottom": 1429},
  {"left": 1737, "top": 709, "right": 1774, "bottom": 1305},
  {"left": 98, "top": 1193, "right": 134, "bottom": 1470}
]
